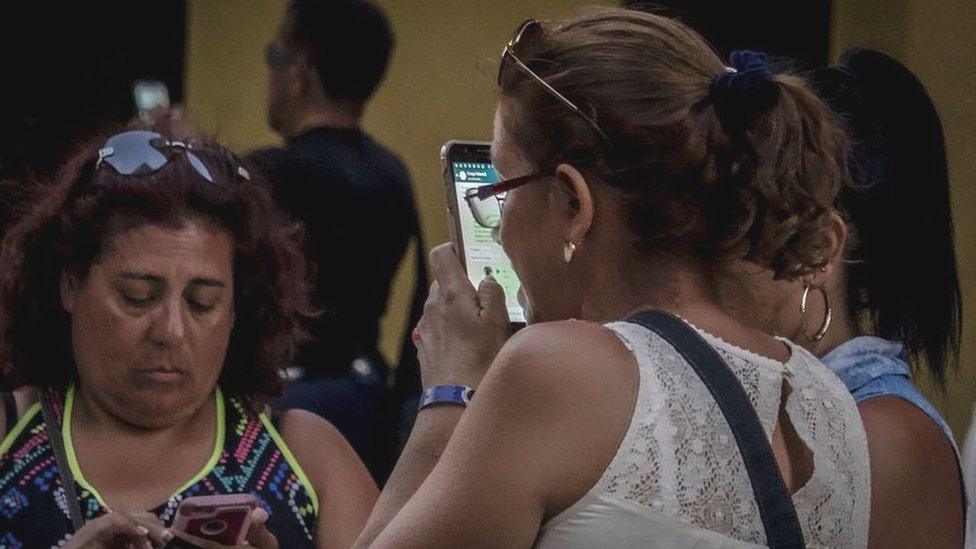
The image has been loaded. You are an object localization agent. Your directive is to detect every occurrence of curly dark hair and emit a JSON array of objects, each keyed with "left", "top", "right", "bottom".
[
  {"left": 501, "top": 8, "right": 850, "bottom": 279},
  {"left": 0, "top": 132, "right": 313, "bottom": 403}
]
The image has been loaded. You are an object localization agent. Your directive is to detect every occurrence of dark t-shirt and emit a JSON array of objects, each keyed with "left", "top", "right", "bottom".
[{"left": 251, "top": 127, "right": 418, "bottom": 377}]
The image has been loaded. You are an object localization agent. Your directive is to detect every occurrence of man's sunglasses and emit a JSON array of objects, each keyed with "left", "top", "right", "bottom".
[
  {"left": 265, "top": 43, "right": 299, "bottom": 68},
  {"left": 96, "top": 130, "right": 250, "bottom": 184},
  {"left": 464, "top": 19, "right": 612, "bottom": 230}
]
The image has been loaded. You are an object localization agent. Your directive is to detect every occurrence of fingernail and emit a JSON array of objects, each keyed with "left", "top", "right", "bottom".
[
  {"left": 162, "top": 530, "right": 174, "bottom": 542},
  {"left": 137, "top": 526, "right": 150, "bottom": 536},
  {"left": 252, "top": 506, "right": 269, "bottom": 522}
]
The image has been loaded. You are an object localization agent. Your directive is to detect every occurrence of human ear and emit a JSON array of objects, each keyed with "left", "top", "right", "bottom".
[{"left": 552, "top": 163, "right": 595, "bottom": 247}]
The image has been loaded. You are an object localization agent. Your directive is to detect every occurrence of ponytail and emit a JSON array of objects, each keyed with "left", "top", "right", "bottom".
[{"left": 817, "top": 49, "right": 961, "bottom": 383}]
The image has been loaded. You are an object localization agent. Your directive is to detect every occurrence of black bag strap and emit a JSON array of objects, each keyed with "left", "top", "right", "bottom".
[
  {"left": 394, "top": 216, "right": 428, "bottom": 396},
  {"left": 40, "top": 390, "right": 85, "bottom": 532},
  {"left": 2, "top": 391, "right": 16, "bottom": 434},
  {"left": 625, "top": 310, "right": 805, "bottom": 549}
]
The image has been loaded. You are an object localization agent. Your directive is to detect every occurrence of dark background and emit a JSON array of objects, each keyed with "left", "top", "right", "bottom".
[
  {"left": 0, "top": 2, "right": 187, "bottom": 188},
  {"left": 0, "top": 1, "right": 832, "bottom": 184},
  {"left": 626, "top": 1, "right": 832, "bottom": 68}
]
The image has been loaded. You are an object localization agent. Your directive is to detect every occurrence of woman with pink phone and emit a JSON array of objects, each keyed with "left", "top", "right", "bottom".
[
  {"left": 171, "top": 494, "right": 261, "bottom": 546},
  {"left": 0, "top": 130, "right": 377, "bottom": 548}
]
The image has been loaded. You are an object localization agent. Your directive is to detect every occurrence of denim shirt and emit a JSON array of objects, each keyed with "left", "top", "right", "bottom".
[{"left": 821, "top": 335, "right": 957, "bottom": 452}]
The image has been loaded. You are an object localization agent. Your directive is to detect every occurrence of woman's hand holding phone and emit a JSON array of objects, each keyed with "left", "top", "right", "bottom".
[
  {"left": 441, "top": 140, "right": 526, "bottom": 324},
  {"left": 167, "top": 494, "right": 277, "bottom": 549},
  {"left": 61, "top": 511, "right": 172, "bottom": 548},
  {"left": 414, "top": 243, "right": 510, "bottom": 391}
]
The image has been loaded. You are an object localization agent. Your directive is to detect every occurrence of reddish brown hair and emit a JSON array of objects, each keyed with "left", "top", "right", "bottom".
[{"left": 0, "top": 134, "right": 313, "bottom": 403}]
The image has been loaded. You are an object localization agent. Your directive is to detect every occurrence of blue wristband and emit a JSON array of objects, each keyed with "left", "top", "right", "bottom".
[{"left": 419, "top": 384, "right": 475, "bottom": 411}]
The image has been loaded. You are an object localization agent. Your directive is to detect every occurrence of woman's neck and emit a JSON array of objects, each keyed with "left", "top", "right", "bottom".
[
  {"left": 72, "top": 384, "right": 213, "bottom": 441},
  {"left": 804, "top": 299, "right": 860, "bottom": 358},
  {"left": 577, "top": 251, "right": 792, "bottom": 362},
  {"left": 68, "top": 384, "right": 220, "bottom": 513},
  {"left": 579, "top": 252, "right": 719, "bottom": 324}
]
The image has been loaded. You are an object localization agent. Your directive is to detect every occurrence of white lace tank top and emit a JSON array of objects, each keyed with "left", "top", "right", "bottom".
[{"left": 535, "top": 320, "right": 871, "bottom": 548}]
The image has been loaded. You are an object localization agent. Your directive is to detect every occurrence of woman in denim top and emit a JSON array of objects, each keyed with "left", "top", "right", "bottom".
[{"left": 720, "top": 49, "right": 964, "bottom": 547}]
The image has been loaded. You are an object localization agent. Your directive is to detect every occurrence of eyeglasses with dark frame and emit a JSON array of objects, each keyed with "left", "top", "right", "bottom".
[
  {"left": 463, "top": 171, "right": 546, "bottom": 229},
  {"left": 466, "top": 20, "right": 613, "bottom": 229}
]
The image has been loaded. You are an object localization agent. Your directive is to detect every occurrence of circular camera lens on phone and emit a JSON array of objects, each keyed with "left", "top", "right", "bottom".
[{"left": 201, "top": 519, "right": 228, "bottom": 536}]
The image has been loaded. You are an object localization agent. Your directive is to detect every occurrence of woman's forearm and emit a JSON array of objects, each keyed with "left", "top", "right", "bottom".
[{"left": 354, "top": 406, "right": 464, "bottom": 547}]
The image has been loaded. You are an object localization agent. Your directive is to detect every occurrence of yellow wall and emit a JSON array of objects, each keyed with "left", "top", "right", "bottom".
[
  {"left": 187, "top": 1, "right": 975, "bottom": 436},
  {"left": 185, "top": 0, "right": 605, "bottom": 365},
  {"left": 184, "top": 1, "right": 282, "bottom": 151},
  {"left": 363, "top": 0, "right": 610, "bottom": 362},
  {"left": 833, "top": 0, "right": 976, "bottom": 438}
]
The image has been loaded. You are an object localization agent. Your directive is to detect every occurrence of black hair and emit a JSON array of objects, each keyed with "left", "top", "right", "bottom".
[
  {"left": 815, "top": 49, "right": 961, "bottom": 384},
  {"left": 284, "top": 0, "right": 393, "bottom": 102}
]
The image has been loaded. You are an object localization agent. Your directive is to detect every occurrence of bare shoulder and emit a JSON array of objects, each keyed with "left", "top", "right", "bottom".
[
  {"left": 857, "top": 396, "right": 956, "bottom": 463},
  {"left": 465, "top": 320, "right": 640, "bottom": 514},
  {"left": 277, "top": 409, "right": 377, "bottom": 547},
  {"left": 491, "top": 320, "right": 636, "bottom": 388},
  {"left": 278, "top": 409, "right": 347, "bottom": 450},
  {"left": 858, "top": 396, "right": 964, "bottom": 546},
  {"left": 277, "top": 409, "right": 363, "bottom": 469},
  {"left": 277, "top": 409, "right": 374, "bottom": 489}
]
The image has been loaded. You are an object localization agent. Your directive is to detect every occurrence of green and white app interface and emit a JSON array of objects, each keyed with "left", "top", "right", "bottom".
[{"left": 452, "top": 162, "right": 525, "bottom": 322}]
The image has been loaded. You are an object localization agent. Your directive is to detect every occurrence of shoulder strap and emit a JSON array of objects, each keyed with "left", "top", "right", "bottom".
[
  {"left": 625, "top": 310, "right": 805, "bottom": 549},
  {"left": 40, "top": 390, "right": 85, "bottom": 531},
  {"left": 2, "top": 391, "right": 16, "bottom": 434},
  {"left": 395, "top": 216, "right": 427, "bottom": 396}
]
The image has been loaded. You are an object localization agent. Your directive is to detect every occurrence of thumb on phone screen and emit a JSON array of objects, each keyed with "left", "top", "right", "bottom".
[{"left": 244, "top": 507, "right": 278, "bottom": 549}]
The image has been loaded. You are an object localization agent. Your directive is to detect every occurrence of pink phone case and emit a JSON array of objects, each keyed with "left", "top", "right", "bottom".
[{"left": 172, "top": 494, "right": 261, "bottom": 545}]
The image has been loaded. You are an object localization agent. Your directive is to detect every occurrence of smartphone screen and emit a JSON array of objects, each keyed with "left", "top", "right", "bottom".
[
  {"left": 444, "top": 142, "right": 525, "bottom": 323},
  {"left": 133, "top": 80, "right": 170, "bottom": 123}
]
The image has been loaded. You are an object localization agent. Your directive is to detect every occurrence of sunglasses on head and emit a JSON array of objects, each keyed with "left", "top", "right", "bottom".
[
  {"left": 96, "top": 130, "right": 250, "bottom": 184},
  {"left": 498, "top": 20, "right": 611, "bottom": 146},
  {"left": 463, "top": 20, "right": 613, "bottom": 230}
]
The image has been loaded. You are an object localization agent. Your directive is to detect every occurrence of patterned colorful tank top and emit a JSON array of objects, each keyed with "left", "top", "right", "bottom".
[{"left": 0, "top": 386, "right": 318, "bottom": 547}]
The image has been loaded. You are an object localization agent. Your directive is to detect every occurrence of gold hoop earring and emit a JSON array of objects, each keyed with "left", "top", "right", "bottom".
[
  {"left": 800, "top": 284, "right": 832, "bottom": 342},
  {"left": 563, "top": 241, "right": 577, "bottom": 263}
]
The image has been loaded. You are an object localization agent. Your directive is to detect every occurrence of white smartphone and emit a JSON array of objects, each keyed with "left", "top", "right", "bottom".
[
  {"left": 441, "top": 140, "right": 525, "bottom": 323},
  {"left": 132, "top": 79, "right": 170, "bottom": 124}
]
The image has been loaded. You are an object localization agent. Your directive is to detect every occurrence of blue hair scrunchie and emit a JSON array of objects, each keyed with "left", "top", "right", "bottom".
[
  {"left": 710, "top": 50, "right": 778, "bottom": 135},
  {"left": 715, "top": 50, "right": 773, "bottom": 93}
]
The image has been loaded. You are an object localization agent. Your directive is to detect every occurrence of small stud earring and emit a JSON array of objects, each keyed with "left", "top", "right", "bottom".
[{"left": 563, "top": 241, "right": 577, "bottom": 263}]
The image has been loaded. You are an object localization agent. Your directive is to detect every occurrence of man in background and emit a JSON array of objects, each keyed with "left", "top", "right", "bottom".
[{"left": 252, "top": 0, "right": 424, "bottom": 483}]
